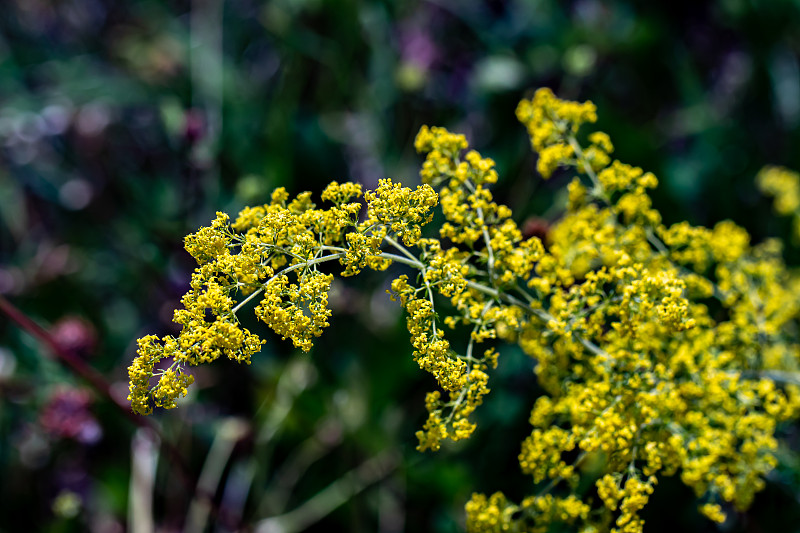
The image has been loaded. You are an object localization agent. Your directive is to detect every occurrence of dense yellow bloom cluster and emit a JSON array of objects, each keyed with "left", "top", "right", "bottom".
[
  {"left": 464, "top": 89, "right": 800, "bottom": 532},
  {"left": 130, "top": 88, "right": 800, "bottom": 532},
  {"left": 757, "top": 165, "right": 800, "bottom": 239},
  {"left": 465, "top": 491, "right": 590, "bottom": 533}
]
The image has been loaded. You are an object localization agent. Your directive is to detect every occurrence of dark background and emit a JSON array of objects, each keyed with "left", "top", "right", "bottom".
[{"left": 2, "top": 1, "right": 800, "bottom": 531}]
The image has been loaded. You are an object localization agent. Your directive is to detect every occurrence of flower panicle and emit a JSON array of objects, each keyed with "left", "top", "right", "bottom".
[{"left": 128, "top": 89, "right": 800, "bottom": 533}]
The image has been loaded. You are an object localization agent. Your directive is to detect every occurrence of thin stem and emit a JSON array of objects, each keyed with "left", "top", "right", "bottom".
[
  {"left": 425, "top": 283, "right": 438, "bottom": 337},
  {"left": 534, "top": 452, "right": 587, "bottom": 498},
  {"left": 254, "top": 450, "right": 401, "bottom": 533},
  {"left": 320, "top": 243, "right": 425, "bottom": 270},
  {"left": 479, "top": 207, "right": 496, "bottom": 281},
  {"left": 444, "top": 301, "right": 493, "bottom": 424},
  {"left": 0, "top": 295, "right": 229, "bottom": 527},
  {"left": 266, "top": 245, "right": 310, "bottom": 263},
  {"left": 351, "top": 237, "right": 436, "bottom": 344},
  {"left": 465, "top": 279, "right": 552, "bottom": 322},
  {"left": 568, "top": 136, "right": 601, "bottom": 190},
  {"left": 576, "top": 335, "right": 608, "bottom": 357},
  {"left": 381, "top": 252, "right": 425, "bottom": 269},
  {"left": 232, "top": 253, "right": 347, "bottom": 315},
  {"left": 741, "top": 370, "right": 800, "bottom": 386},
  {"left": 464, "top": 278, "right": 618, "bottom": 361},
  {"left": 385, "top": 233, "right": 440, "bottom": 338},
  {"left": 461, "top": 179, "right": 497, "bottom": 283},
  {"left": 0, "top": 295, "right": 135, "bottom": 421},
  {"left": 646, "top": 228, "right": 669, "bottom": 255},
  {"left": 384, "top": 236, "right": 422, "bottom": 264},
  {"left": 232, "top": 287, "right": 265, "bottom": 315},
  {"left": 185, "top": 418, "right": 250, "bottom": 533}
]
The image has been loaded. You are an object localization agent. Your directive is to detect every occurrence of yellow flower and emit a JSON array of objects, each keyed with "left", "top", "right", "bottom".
[{"left": 128, "top": 88, "right": 800, "bottom": 533}]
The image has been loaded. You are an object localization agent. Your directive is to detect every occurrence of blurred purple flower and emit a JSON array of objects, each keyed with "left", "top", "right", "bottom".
[
  {"left": 184, "top": 109, "right": 206, "bottom": 144},
  {"left": 39, "top": 387, "right": 102, "bottom": 444},
  {"left": 51, "top": 316, "right": 98, "bottom": 358},
  {"left": 398, "top": 26, "right": 438, "bottom": 71}
]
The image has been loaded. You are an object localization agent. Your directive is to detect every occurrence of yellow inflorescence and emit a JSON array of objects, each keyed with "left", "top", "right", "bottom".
[
  {"left": 464, "top": 88, "right": 800, "bottom": 533},
  {"left": 129, "top": 87, "right": 800, "bottom": 533},
  {"left": 757, "top": 165, "right": 800, "bottom": 240}
]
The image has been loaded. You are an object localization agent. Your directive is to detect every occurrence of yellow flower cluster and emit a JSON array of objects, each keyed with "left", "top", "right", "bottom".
[
  {"left": 758, "top": 165, "right": 800, "bottom": 214},
  {"left": 515, "top": 87, "right": 599, "bottom": 178},
  {"left": 465, "top": 89, "right": 800, "bottom": 532},
  {"left": 359, "top": 178, "right": 438, "bottom": 248},
  {"left": 254, "top": 271, "right": 334, "bottom": 352},
  {"left": 127, "top": 179, "right": 415, "bottom": 414},
  {"left": 130, "top": 87, "right": 800, "bottom": 533},
  {"left": 757, "top": 165, "right": 800, "bottom": 239},
  {"left": 407, "top": 126, "right": 549, "bottom": 449},
  {"left": 465, "top": 491, "right": 590, "bottom": 533}
]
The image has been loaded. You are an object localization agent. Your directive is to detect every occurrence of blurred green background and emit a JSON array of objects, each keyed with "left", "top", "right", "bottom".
[{"left": 3, "top": 0, "right": 800, "bottom": 531}]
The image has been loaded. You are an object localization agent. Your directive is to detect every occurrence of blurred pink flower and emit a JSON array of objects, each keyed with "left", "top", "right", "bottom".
[{"left": 39, "top": 387, "right": 102, "bottom": 444}]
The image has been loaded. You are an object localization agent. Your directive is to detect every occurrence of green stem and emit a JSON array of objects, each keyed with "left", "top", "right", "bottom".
[
  {"left": 568, "top": 136, "right": 601, "bottom": 190},
  {"left": 232, "top": 253, "right": 347, "bottom": 315},
  {"left": 742, "top": 370, "right": 800, "bottom": 386},
  {"left": 462, "top": 179, "right": 497, "bottom": 283},
  {"left": 384, "top": 236, "right": 421, "bottom": 264},
  {"left": 254, "top": 451, "right": 400, "bottom": 533}
]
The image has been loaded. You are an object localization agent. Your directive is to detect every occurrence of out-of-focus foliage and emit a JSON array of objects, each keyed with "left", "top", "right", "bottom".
[{"left": 2, "top": 1, "right": 800, "bottom": 531}]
